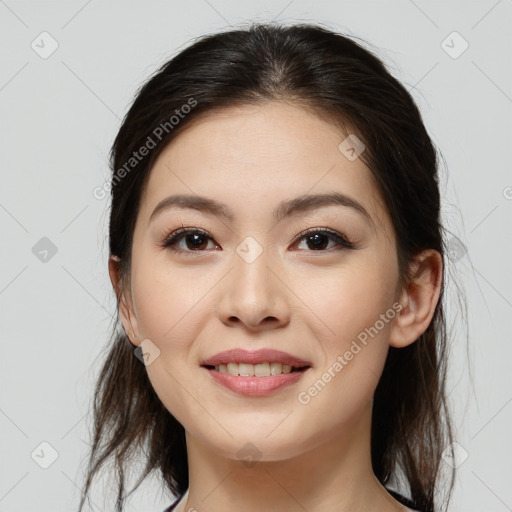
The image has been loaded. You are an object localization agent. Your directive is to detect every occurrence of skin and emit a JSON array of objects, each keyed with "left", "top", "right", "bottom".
[{"left": 109, "top": 101, "right": 442, "bottom": 512}]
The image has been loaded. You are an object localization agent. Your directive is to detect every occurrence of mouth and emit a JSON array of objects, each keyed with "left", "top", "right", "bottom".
[
  {"left": 200, "top": 362, "right": 312, "bottom": 397},
  {"left": 199, "top": 349, "right": 312, "bottom": 396},
  {"left": 201, "top": 362, "right": 311, "bottom": 376}
]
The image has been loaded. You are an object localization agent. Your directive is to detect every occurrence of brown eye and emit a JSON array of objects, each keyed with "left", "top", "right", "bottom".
[
  {"left": 162, "top": 228, "right": 217, "bottom": 253},
  {"left": 293, "top": 228, "right": 354, "bottom": 251},
  {"left": 161, "top": 227, "right": 354, "bottom": 255}
]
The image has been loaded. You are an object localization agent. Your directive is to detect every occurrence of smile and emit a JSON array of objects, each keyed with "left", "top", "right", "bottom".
[
  {"left": 202, "top": 364, "right": 311, "bottom": 396},
  {"left": 206, "top": 362, "right": 309, "bottom": 376}
]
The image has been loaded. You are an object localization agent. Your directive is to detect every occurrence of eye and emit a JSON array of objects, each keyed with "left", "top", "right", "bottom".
[
  {"left": 291, "top": 228, "right": 355, "bottom": 251},
  {"left": 161, "top": 226, "right": 354, "bottom": 254},
  {"left": 161, "top": 227, "right": 218, "bottom": 253}
]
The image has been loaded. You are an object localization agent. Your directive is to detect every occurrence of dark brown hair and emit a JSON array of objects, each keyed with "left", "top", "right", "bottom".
[{"left": 78, "top": 22, "right": 461, "bottom": 512}]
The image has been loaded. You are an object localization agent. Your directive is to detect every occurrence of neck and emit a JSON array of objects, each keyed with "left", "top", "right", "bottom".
[{"left": 178, "top": 400, "right": 404, "bottom": 512}]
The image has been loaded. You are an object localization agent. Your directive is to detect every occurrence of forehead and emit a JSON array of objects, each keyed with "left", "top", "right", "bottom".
[{"left": 138, "top": 102, "right": 390, "bottom": 234}]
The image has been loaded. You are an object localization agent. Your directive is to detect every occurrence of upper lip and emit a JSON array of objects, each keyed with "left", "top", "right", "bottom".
[{"left": 201, "top": 348, "right": 312, "bottom": 368}]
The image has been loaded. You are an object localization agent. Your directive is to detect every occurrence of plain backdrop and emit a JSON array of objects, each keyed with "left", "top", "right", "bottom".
[{"left": 0, "top": 1, "right": 511, "bottom": 511}]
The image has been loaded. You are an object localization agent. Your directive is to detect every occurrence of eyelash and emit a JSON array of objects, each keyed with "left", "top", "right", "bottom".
[{"left": 160, "top": 225, "right": 355, "bottom": 255}]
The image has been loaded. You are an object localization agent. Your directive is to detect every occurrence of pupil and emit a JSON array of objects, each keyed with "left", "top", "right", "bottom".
[
  {"left": 309, "top": 234, "right": 327, "bottom": 250},
  {"left": 188, "top": 234, "right": 206, "bottom": 249}
]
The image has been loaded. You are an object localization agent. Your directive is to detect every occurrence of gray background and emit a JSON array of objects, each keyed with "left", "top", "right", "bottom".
[{"left": 0, "top": 1, "right": 511, "bottom": 511}]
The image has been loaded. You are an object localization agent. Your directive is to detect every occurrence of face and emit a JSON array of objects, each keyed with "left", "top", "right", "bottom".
[{"left": 117, "top": 101, "right": 404, "bottom": 462}]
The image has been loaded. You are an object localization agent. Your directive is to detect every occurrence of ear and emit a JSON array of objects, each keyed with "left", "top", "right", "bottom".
[
  {"left": 108, "top": 255, "right": 141, "bottom": 346},
  {"left": 389, "top": 249, "right": 443, "bottom": 348}
]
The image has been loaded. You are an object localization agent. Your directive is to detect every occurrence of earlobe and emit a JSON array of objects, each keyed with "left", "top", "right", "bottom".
[
  {"left": 108, "top": 255, "right": 140, "bottom": 347},
  {"left": 389, "top": 293, "right": 418, "bottom": 348},
  {"left": 389, "top": 249, "right": 443, "bottom": 349}
]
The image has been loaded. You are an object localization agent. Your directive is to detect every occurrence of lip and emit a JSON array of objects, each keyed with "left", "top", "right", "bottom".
[
  {"left": 200, "top": 348, "right": 312, "bottom": 397},
  {"left": 200, "top": 348, "right": 312, "bottom": 368},
  {"left": 203, "top": 366, "right": 311, "bottom": 397}
]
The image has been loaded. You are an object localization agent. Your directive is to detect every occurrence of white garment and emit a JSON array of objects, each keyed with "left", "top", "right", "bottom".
[{"left": 171, "top": 489, "right": 189, "bottom": 512}]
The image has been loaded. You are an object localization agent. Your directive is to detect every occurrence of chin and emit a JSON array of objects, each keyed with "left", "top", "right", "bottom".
[{"left": 191, "top": 426, "right": 312, "bottom": 464}]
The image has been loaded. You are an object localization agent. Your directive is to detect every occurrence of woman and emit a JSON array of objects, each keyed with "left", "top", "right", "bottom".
[{"left": 78, "top": 23, "right": 458, "bottom": 512}]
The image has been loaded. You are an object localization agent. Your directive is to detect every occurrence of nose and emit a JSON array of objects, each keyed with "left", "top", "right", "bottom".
[{"left": 216, "top": 249, "right": 291, "bottom": 332}]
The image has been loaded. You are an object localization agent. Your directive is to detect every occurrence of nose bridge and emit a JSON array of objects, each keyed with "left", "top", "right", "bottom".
[{"left": 216, "top": 236, "right": 290, "bottom": 329}]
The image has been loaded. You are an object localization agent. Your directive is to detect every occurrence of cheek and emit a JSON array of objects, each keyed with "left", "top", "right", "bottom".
[
  {"left": 132, "top": 261, "right": 207, "bottom": 343},
  {"left": 295, "top": 259, "right": 397, "bottom": 407},
  {"left": 302, "top": 256, "right": 398, "bottom": 343},
  {"left": 129, "top": 265, "right": 214, "bottom": 423}
]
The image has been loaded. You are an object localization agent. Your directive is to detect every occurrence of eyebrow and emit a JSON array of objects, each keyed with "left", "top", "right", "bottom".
[{"left": 149, "top": 192, "right": 374, "bottom": 228}]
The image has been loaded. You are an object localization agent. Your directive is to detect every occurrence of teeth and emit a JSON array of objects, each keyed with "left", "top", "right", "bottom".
[
  {"left": 239, "top": 363, "right": 254, "bottom": 376},
  {"left": 255, "top": 362, "right": 270, "bottom": 377},
  {"left": 214, "top": 362, "right": 297, "bottom": 376}
]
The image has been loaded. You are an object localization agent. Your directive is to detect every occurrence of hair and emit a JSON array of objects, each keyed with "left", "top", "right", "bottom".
[{"left": 78, "top": 21, "right": 461, "bottom": 512}]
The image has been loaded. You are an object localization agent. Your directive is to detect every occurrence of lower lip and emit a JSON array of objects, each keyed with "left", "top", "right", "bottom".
[{"left": 203, "top": 367, "right": 310, "bottom": 397}]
